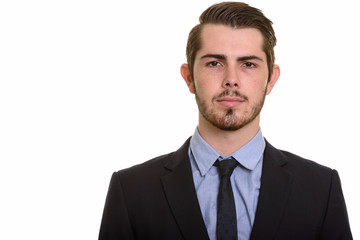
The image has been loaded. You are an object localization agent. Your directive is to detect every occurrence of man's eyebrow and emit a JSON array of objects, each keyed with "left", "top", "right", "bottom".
[
  {"left": 237, "top": 55, "right": 264, "bottom": 62},
  {"left": 200, "top": 54, "right": 227, "bottom": 60},
  {"left": 200, "top": 54, "right": 264, "bottom": 62}
]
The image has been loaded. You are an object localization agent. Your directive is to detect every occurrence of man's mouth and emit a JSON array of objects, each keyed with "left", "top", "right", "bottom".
[{"left": 216, "top": 97, "right": 245, "bottom": 108}]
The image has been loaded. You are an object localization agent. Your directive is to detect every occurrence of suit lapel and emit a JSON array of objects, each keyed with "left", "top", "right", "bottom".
[
  {"left": 250, "top": 140, "right": 293, "bottom": 240},
  {"left": 161, "top": 138, "right": 210, "bottom": 240}
]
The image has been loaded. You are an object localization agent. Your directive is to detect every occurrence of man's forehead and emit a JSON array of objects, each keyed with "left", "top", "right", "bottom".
[
  {"left": 200, "top": 24, "right": 264, "bottom": 43},
  {"left": 197, "top": 24, "right": 266, "bottom": 58}
]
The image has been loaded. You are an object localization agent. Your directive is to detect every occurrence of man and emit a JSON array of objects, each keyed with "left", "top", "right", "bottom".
[{"left": 99, "top": 2, "right": 352, "bottom": 240}]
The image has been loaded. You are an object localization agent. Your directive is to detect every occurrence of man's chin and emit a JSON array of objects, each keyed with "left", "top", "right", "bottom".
[
  {"left": 216, "top": 125, "right": 244, "bottom": 131},
  {"left": 208, "top": 117, "right": 247, "bottom": 131}
]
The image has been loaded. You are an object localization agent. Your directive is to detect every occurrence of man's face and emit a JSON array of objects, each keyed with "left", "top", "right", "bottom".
[{"left": 182, "top": 24, "right": 279, "bottom": 131}]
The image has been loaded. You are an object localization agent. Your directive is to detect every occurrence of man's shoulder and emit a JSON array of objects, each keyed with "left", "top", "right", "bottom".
[
  {"left": 263, "top": 142, "right": 338, "bottom": 200},
  {"left": 265, "top": 141, "right": 333, "bottom": 178},
  {"left": 276, "top": 148, "right": 335, "bottom": 184},
  {"left": 112, "top": 138, "right": 191, "bottom": 186},
  {"left": 105, "top": 152, "right": 176, "bottom": 195},
  {"left": 282, "top": 150, "right": 331, "bottom": 170},
  {"left": 283, "top": 150, "right": 332, "bottom": 172},
  {"left": 116, "top": 151, "right": 175, "bottom": 179}
]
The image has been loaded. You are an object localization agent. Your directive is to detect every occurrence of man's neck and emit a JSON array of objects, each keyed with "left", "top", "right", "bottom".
[{"left": 197, "top": 115, "right": 261, "bottom": 156}]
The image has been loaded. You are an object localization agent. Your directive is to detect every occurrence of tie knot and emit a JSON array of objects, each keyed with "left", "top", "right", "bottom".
[{"left": 215, "top": 158, "right": 238, "bottom": 177}]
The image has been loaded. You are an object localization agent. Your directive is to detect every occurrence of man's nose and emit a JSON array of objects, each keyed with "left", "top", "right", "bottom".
[{"left": 222, "top": 66, "right": 240, "bottom": 88}]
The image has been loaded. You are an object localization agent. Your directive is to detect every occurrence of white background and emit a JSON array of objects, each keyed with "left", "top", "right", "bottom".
[{"left": 1, "top": 0, "right": 359, "bottom": 239}]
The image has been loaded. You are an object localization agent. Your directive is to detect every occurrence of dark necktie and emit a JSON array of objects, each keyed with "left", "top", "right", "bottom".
[{"left": 215, "top": 158, "right": 238, "bottom": 240}]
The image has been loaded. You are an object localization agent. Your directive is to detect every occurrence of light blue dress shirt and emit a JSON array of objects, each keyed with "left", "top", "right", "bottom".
[{"left": 189, "top": 128, "right": 265, "bottom": 240}]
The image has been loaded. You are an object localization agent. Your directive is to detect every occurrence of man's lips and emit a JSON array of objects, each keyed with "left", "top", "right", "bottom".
[{"left": 216, "top": 97, "right": 245, "bottom": 108}]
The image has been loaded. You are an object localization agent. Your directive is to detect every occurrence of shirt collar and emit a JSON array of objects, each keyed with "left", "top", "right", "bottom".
[{"left": 190, "top": 127, "right": 265, "bottom": 176}]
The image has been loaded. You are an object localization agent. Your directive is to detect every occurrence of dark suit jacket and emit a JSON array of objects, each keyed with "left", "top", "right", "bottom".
[{"left": 99, "top": 138, "right": 352, "bottom": 240}]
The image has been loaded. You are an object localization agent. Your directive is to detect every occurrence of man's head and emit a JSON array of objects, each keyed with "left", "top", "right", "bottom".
[
  {"left": 186, "top": 2, "right": 276, "bottom": 82},
  {"left": 180, "top": 2, "right": 280, "bottom": 132}
]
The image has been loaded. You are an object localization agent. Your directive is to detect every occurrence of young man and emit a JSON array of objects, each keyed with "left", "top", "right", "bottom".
[{"left": 99, "top": 2, "right": 352, "bottom": 240}]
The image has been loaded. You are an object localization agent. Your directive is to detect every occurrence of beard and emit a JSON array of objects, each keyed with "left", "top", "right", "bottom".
[{"left": 195, "top": 87, "right": 267, "bottom": 131}]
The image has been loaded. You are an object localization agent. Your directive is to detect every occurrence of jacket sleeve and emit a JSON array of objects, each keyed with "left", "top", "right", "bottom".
[
  {"left": 99, "top": 172, "right": 135, "bottom": 240},
  {"left": 320, "top": 170, "right": 352, "bottom": 240}
]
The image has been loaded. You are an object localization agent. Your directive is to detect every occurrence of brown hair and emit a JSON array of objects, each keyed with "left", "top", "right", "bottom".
[{"left": 186, "top": 2, "right": 276, "bottom": 81}]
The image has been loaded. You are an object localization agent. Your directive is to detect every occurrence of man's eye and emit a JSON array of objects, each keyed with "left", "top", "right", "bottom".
[
  {"left": 206, "top": 61, "right": 221, "bottom": 67},
  {"left": 243, "top": 62, "right": 256, "bottom": 68}
]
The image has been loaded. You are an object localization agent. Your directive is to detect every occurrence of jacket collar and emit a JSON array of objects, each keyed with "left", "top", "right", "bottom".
[
  {"left": 250, "top": 140, "right": 293, "bottom": 239},
  {"left": 162, "top": 137, "right": 210, "bottom": 240}
]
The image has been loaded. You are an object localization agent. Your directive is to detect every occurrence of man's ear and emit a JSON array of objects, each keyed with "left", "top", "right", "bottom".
[
  {"left": 180, "top": 64, "right": 195, "bottom": 94},
  {"left": 266, "top": 64, "right": 280, "bottom": 95}
]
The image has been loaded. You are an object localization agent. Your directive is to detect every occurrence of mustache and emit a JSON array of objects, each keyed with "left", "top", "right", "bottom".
[{"left": 213, "top": 89, "right": 248, "bottom": 101}]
